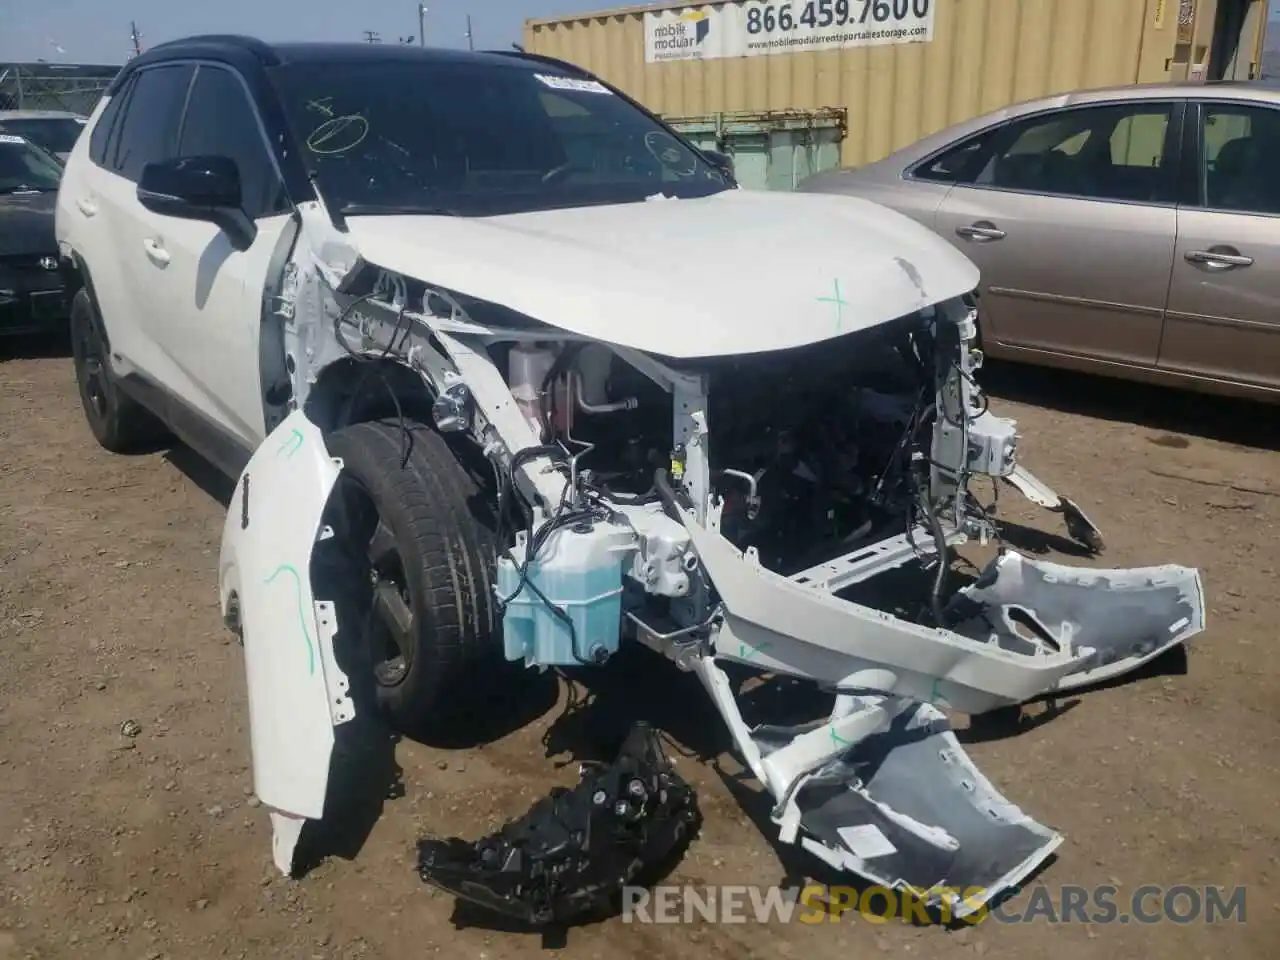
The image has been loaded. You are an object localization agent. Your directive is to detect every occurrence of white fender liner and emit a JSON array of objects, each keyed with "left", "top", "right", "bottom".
[{"left": 218, "top": 410, "right": 354, "bottom": 874}]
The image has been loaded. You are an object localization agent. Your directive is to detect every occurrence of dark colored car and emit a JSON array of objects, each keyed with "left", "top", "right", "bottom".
[
  {"left": 0, "top": 133, "right": 67, "bottom": 336},
  {"left": 0, "top": 110, "right": 88, "bottom": 162}
]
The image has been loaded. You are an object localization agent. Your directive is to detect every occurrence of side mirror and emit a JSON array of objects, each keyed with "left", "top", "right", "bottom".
[
  {"left": 702, "top": 148, "right": 735, "bottom": 180},
  {"left": 137, "top": 155, "right": 257, "bottom": 250}
]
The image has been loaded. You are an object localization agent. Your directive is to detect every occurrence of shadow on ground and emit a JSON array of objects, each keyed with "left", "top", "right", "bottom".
[
  {"left": 980, "top": 361, "right": 1279, "bottom": 451},
  {"left": 0, "top": 331, "right": 70, "bottom": 364}
]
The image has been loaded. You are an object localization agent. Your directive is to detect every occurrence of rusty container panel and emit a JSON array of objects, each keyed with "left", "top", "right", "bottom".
[{"left": 524, "top": 0, "right": 1206, "bottom": 167}]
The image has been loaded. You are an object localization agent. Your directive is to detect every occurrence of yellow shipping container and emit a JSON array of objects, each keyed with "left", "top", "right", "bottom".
[{"left": 525, "top": 0, "right": 1269, "bottom": 171}]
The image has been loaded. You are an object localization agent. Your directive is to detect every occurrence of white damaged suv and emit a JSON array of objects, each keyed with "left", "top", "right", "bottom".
[{"left": 56, "top": 36, "right": 1205, "bottom": 915}]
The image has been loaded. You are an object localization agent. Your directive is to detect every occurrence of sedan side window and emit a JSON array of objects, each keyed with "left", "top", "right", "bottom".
[
  {"left": 111, "top": 64, "right": 196, "bottom": 181},
  {"left": 973, "top": 103, "right": 1176, "bottom": 204},
  {"left": 911, "top": 133, "right": 994, "bottom": 184},
  {"left": 177, "top": 65, "right": 290, "bottom": 220},
  {"left": 1198, "top": 104, "right": 1280, "bottom": 216}
]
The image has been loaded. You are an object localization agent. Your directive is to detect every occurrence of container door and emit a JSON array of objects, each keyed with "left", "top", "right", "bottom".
[{"left": 724, "top": 131, "right": 770, "bottom": 190}]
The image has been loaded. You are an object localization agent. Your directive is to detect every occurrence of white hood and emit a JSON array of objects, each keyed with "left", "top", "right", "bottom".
[{"left": 343, "top": 189, "right": 979, "bottom": 359}]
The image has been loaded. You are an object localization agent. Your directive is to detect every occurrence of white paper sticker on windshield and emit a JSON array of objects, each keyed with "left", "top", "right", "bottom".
[
  {"left": 534, "top": 73, "right": 611, "bottom": 95},
  {"left": 0, "top": 134, "right": 27, "bottom": 144}
]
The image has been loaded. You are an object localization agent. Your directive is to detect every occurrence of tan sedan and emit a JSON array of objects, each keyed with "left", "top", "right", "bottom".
[{"left": 798, "top": 81, "right": 1280, "bottom": 403}]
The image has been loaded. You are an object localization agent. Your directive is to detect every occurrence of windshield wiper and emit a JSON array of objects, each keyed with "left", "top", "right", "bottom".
[{"left": 339, "top": 202, "right": 460, "bottom": 217}]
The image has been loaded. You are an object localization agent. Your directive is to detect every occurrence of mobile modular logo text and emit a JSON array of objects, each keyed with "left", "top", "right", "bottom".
[
  {"left": 622, "top": 883, "right": 1248, "bottom": 926},
  {"left": 647, "top": 8, "right": 713, "bottom": 61}
]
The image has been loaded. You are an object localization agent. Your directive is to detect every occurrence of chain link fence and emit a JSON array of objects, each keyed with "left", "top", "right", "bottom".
[{"left": 0, "top": 63, "right": 120, "bottom": 115}]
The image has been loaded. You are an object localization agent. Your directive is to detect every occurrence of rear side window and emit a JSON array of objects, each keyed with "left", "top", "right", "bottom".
[
  {"left": 111, "top": 64, "right": 196, "bottom": 181},
  {"left": 89, "top": 78, "right": 133, "bottom": 166},
  {"left": 911, "top": 132, "right": 995, "bottom": 184},
  {"left": 178, "top": 65, "right": 289, "bottom": 219}
]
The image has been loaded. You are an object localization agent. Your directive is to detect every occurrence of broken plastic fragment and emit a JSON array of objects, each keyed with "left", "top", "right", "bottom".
[{"left": 416, "top": 722, "right": 700, "bottom": 926}]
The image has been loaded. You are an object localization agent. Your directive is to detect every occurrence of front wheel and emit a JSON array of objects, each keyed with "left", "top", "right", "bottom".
[
  {"left": 69, "top": 288, "right": 168, "bottom": 453},
  {"left": 323, "top": 418, "right": 501, "bottom": 733}
]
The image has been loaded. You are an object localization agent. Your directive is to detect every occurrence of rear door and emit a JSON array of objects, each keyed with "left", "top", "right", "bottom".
[
  {"left": 933, "top": 101, "right": 1183, "bottom": 366},
  {"left": 1159, "top": 99, "right": 1280, "bottom": 393},
  {"left": 91, "top": 63, "right": 196, "bottom": 381}
]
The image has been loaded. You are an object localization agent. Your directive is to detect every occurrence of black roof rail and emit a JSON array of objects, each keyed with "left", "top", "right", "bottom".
[
  {"left": 145, "top": 34, "right": 280, "bottom": 64},
  {"left": 487, "top": 49, "right": 594, "bottom": 78}
]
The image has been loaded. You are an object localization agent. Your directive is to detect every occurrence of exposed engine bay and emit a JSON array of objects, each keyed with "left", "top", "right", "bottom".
[{"left": 224, "top": 228, "right": 1207, "bottom": 924}]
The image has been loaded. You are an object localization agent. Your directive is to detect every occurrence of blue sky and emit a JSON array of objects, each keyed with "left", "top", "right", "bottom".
[
  {"left": 2, "top": 0, "right": 1280, "bottom": 65},
  {"left": 0, "top": 0, "right": 606, "bottom": 64}
]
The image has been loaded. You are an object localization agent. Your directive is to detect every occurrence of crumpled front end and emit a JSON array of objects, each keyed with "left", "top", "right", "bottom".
[
  {"left": 220, "top": 214, "right": 1207, "bottom": 918},
  {"left": 685, "top": 507, "right": 1204, "bottom": 912}
]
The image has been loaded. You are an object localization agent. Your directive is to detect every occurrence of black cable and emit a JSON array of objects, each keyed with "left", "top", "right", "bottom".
[
  {"left": 332, "top": 291, "right": 413, "bottom": 466},
  {"left": 907, "top": 459, "right": 949, "bottom": 629}
]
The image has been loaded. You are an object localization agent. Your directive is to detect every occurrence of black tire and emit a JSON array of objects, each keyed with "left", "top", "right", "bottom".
[
  {"left": 69, "top": 288, "right": 168, "bottom": 452},
  {"left": 324, "top": 418, "right": 500, "bottom": 732}
]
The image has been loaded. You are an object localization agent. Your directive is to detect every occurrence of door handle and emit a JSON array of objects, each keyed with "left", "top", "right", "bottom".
[
  {"left": 1185, "top": 249, "right": 1253, "bottom": 270},
  {"left": 75, "top": 198, "right": 97, "bottom": 217},
  {"left": 956, "top": 223, "right": 1007, "bottom": 242},
  {"left": 142, "top": 238, "right": 170, "bottom": 266}
]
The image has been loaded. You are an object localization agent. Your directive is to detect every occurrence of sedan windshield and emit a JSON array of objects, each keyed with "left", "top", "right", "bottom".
[
  {"left": 0, "top": 136, "right": 63, "bottom": 194},
  {"left": 0, "top": 117, "right": 84, "bottom": 155},
  {"left": 269, "top": 58, "right": 731, "bottom": 217}
]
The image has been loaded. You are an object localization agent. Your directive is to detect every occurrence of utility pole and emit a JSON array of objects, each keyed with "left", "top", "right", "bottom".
[
  {"left": 418, "top": 4, "right": 427, "bottom": 47},
  {"left": 129, "top": 21, "right": 142, "bottom": 57},
  {"left": 465, "top": 14, "right": 474, "bottom": 51},
  {"left": 362, "top": 30, "right": 381, "bottom": 43}
]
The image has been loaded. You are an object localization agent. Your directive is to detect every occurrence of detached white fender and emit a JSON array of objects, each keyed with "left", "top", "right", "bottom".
[{"left": 218, "top": 410, "right": 354, "bottom": 875}]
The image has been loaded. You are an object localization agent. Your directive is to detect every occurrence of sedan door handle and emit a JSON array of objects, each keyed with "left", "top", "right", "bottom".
[
  {"left": 75, "top": 198, "right": 97, "bottom": 217},
  {"left": 142, "top": 238, "right": 170, "bottom": 267},
  {"left": 1185, "top": 249, "right": 1253, "bottom": 270},
  {"left": 956, "top": 223, "right": 1007, "bottom": 242}
]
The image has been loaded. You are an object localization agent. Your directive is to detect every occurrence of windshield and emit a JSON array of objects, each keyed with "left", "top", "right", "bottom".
[
  {"left": 0, "top": 136, "right": 63, "bottom": 194},
  {"left": 269, "top": 59, "right": 731, "bottom": 216},
  {"left": 0, "top": 117, "right": 84, "bottom": 155}
]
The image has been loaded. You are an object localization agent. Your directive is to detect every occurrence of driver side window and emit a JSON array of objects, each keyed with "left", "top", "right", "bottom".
[{"left": 178, "top": 65, "right": 289, "bottom": 220}]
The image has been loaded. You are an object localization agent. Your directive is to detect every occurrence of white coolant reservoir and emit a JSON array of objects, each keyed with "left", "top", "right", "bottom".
[{"left": 508, "top": 344, "right": 556, "bottom": 439}]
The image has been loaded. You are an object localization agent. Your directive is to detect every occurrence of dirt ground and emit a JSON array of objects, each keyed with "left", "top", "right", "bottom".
[{"left": 1, "top": 337, "right": 1278, "bottom": 960}]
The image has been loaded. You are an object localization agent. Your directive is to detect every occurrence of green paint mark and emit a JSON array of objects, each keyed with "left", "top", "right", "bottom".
[
  {"left": 738, "top": 641, "right": 773, "bottom": 662},
  {"left": 265, "top": 564, "right": 316, "bottom": 676},
  {"left": 817, "top": 279, "right": 849, "bottom": 334},
  {"left": 830, "top": 727, "right": 851, "bottom": 748},
  {"left": 930, "top": 679, "right": 951, "bottom": 708},
  {"left": 277, "top": 428, "right": 304, "bottom": 459}
]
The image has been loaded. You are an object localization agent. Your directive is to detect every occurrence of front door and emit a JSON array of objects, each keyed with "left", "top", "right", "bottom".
[
  {"left": 143, "top": 63, "right": 299, "bottom": 456},
  {"left": 934, "top": 100, "right": 1183, "bottom": 368},
  {"left": 1160, "top": 100, "right": 1280, "bottom": 393}
]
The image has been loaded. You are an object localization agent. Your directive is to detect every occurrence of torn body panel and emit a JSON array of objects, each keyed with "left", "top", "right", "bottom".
[
  {"left": 772, "top": 700, "right": 1063, "bottom": 919},
  {"left": 218, "top": 409, "right": 352, "bottom": 874},
  {"left": 950, "top": 551, "right": 1205, "bottom": 693}
]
